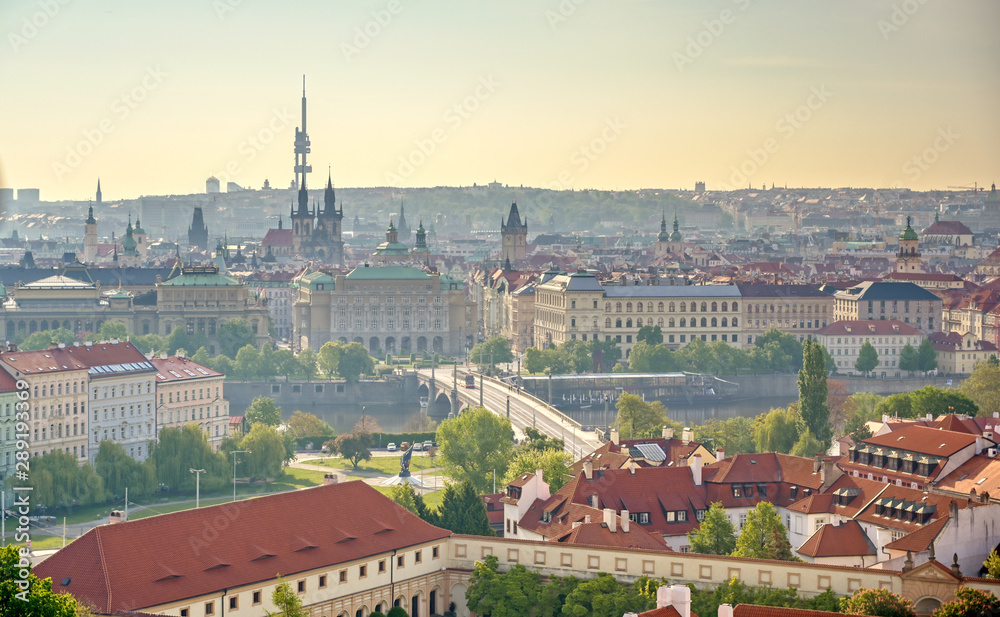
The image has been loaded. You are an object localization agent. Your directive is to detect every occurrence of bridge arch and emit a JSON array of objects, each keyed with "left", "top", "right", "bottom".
[{"left": 434, "top": 392, "right": 452, "bottom": 415}]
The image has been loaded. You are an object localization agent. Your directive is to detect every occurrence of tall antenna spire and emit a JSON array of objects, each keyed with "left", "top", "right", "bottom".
[{"left": 293, "top": 75, "right": 312, "bottom": 215}]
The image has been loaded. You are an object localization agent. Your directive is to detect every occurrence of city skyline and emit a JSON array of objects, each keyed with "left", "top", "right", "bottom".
[{"left": 2, "top": 0, "right": 998, "bottom": 202}]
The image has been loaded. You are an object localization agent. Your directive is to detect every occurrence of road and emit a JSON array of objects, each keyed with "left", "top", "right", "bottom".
[{"left": 417, "top": 369, "right": 603, "bottom": 458}]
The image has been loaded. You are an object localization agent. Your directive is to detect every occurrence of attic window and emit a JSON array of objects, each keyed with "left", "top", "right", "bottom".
[
  {"left": 61, "top": 578, "right": 71, "bottom": 586},
  {"left": 977, "top": 477, "right": 987, "bottom": 485}
]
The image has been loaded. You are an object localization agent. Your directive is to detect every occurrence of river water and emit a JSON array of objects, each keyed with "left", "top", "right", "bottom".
[{"left": 312, "top": 396, "right": 798, "bottom": 436}]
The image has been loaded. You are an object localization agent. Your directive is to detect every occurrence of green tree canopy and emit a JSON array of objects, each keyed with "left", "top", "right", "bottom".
[
  {"left": 150, "top": 425, "right": 229, "bottom": 492},
  {"left": 470, "top": 336, "right": 515, "bottom": 370},
  {"left": 917, "top": 338, "right": 938, "bottom": 374},
  {"left": 753, "top": 406, "right": 801, "bottom": 454},
  {"left": 790, "top": 427, "right": 825, "bottom": 458},
  {"left": 959, "top": 360, "right": 1000, "bottom": 417},
  {"left": 840, "top": 587, "right": 916, "bottom": 617},
  {"left": 19, "top": 327, "right": 76, "bottom": 351},
  {"left": 337, "top": 342, "right": 375, "bottom": 382},
  {"left": 733, "top": 501, "right": 795, "bottom": 561},
  {"left": 615, "top": 393, "right": 671, "bottom": 440},
  {"left": 503, "top": 448, "right": 573, "bottom": 492},
  {"left": 899, "top": 343, "right": 919, "bottom": 373},
  {"left": 465, "top": 555, "right": 543, "bottom": 617},
  {"left": 856, "top": 341, "right": 879, "bottom": 376},
  {"left": 29, "top": 450, "right": 107, "bottom": 510},
  {"left": 437, "top": 482, "right": 494, "bottom": 536},
  {"left": 436, "top": 407, "right": 515, "bottom": 493},
  {"left": 218, "top": 319, "right": 256, "bottom": 358},
  {"left": 754, "top": 328, "right": 803, "bottom": 371},
  {"left": 287, "top": 410, "right": 335, "bottom": 440},
  {"left": 798, "top": 339, "right": 832, "bottom": 446},
  {"left": 317, "top": 341, "right": 343, "bottom": 377},
  {"left": 933, "top": 585, "right": 1000, "bottom": 617},
  {"left": 232, "top": 344, "right": 261, "bottom": 380},
  {"left": 97, "top": 320, "right": 129, "bottom": 341},
  {"left": 238, "top": 423, "right": 287, "bottom": 480},
  {"left": 0, "top": 545, "right": 81, "bottom": 616},
  {"left": 687, "top": 502, "right": 737, "bottom": 555},
  {"left": 331, "top": 432, "right": 374, "bottom": 469},
  {"left": 245, "top": 396, "right": 282, "bottom": 427},
  {"left": 695, "top": 416, "right": 756, "bottom": 456},
  {"left": 94, "top": 440, "right": 156, "bottom": 499},
  {"left": 636, "top": 325, "right": 663, "bottom": 345},
  {"left": 297, "top": 347, "right": 318, "bottom": 379},
  {"left": 266, "top": 576, "right": 308, "bottom": 617}
]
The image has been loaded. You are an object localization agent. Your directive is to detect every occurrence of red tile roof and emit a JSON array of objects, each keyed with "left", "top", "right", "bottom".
[
  {"left": 638, "top": 608, "right": 688, "bottom": 617},
  {"left": 733, "top": 606, "right": 861, "bottom": 617},
  {"left": 0, "top": 368, "right": 20, "bottom": 392},
  {"left": 34, "top": 482, "right": 451, "bottom": 613},
  {"left": 936, "top": 453, "right": 1000, "bottom": 495},
  {"left": 883, "top": 515, "right": 949, "bottom": 552},
  {"left": 0, "top": 347, "right": 89, "bottom": 374},
  {"left": 815, "top": 320, "right": 921, "bottom": 337},
  {"left": 923, "top": 220, "right": 973, "bottom": 236},
  {"left": 150, "top": 356, "right": 223, "bottom": 383},
  {"left": 262, "top": 228, "right": 293, "bottom": 246},
  {"left": 560, "top": 521, "right": 670, "bottom": 551},
  {"left": 797, "top": 520, "right": 876, "bottom": 557},
  {"left": 863, "top": 425, "right": 978, "bottom": 458}
]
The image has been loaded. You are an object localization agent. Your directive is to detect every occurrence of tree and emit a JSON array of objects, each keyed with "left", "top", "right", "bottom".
[
  {"left": 524, "top": 347, "right": 546, "bottom": 374},
  {"left": 390, "top": 482, "right": 435, "bottom": 524},
  {"left": 332, "top": 432, "right": 373, "bottom": 469},
  {"left": 842, "top": 392, "right": 884, "bottom": 438},
  {"left": 628, "top": 340, "right": 676, "bottom": 373},
  {"left": 899, "top": 343, "right": 919, "bottom": 374},
  {"left": 909, "top": 386, "right": 978, "bottom": 418},
  {"left": 218, "top": 319, "right": 256, "bottom": 358},
  {"left": 560, "top": 572, "right": 654, "bottom": 617},
  {"left": 696, "top": 416, "right": 756, "bottom": 456},
  {"left": 503, "top": 448, "right": 573, "bottom": 491},
  {"left": 97, "top": 320, "right": 129, "bottom": 341},
  {"left": 297, "top": 347, "right": 318, "bottom": 379},
  {"left": 287, "top": 410, "right": 335, "bottom": 440},
  {"left": 521, "top": 427, "right": 564, "bottom": 452},
  {"left": 0, "top": 545, "right": 81, "bottom": 616},
  {"left": 150, "top": 425, "right": 229, "bottom": 492},
  {"left": 437, "top": 482, "right": 494, "bottom": 536},
  {"left": 959, "top": 360, "right": 1000, "bottom": 417},
  {"left": 615, "top": 393, "right": 669, "bottom": 440},
  {"left": 856, "top": 341, "right": 879, "bottom": 376},
  {"left": 790, "top": 428, "right": 825, "bottom": 458},
  {"left": 754, "top": 328, "right": 803, "bottom": 372},
  {"left": 317, "top": 341, "right": 343, "bottom": 377},
  {"left": 436, "top": 407, "right": 514, "bottom": 493},
  {"left": 827, "top": 379, "right": 851, "bottom": 436},
  {"left": 933, "top": 585, "right": 1000, "bottom": 617},
  {"left": 233, "top": 344, "right": 261, "bottom": 380},
  {"left": 29, "top": 450, "right": 107, "bottom": 510},
  {"left": 19, "top": 327, "right": 76, "bottom": 351},
  {"left": 984, "top": 549, "right": 1000, "bottom": 579},
  {"left": 239, "top": 423, "right": 287, "bottom": 480},
  {"left": 266, "top": 575, "right": 308, "bottom": 617},
  {"left": 466, "top": 555, "right": 543, "bottom": 617},
  {"left": 132, "top": 333, "right": 167, "bottom": 355},
  {"left": 636, "top": 325, "right": 663, "bottom": 345},
  {"left": 733, "top": 502, "right": 794, "bottom": 560},
  {"left": 753, "top": 407, "right": 800, "bottom": 454},
  {"left": 94, "top": 440, "right": 156, "bottom": 498},
  {"left": 918, "top": 338, "right": 938, "bottom": 374},
  {"left": 386, "top": 608, "right": 409, "bottom": 617},
  {"left": 687, "top": 502, "right": 737, "bottom": 555},
  {"left": 338, "top": 342, "right": 375, "bottom": 382},
  {"left": 840, "top": 587, "right": 916, "bottom": 617},
  {"left": 245, "top": 396, "right": 282, "bottom": 427},
  {"left": 470, "top": 336, "right": 514, "bottom": 371},
  {"left": 798, "top": 339, "right": 832, "bottom": 446}
]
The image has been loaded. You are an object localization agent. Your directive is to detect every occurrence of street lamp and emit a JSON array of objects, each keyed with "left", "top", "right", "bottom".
[
  {"left": 189, "top": 468, "right": 205, "bottom": 509},
  {"left": 230, "top": 450, "right": 250, "bottom": 502}
]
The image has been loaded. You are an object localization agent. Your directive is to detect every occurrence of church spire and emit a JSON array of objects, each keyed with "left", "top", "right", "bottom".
[{"left": 96, "top": 178, "right": 102, "bottom": 205}]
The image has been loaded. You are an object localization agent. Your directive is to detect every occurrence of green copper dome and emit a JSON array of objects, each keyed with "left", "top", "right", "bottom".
[{"left": 899, "top": 216, "right": 918, "bottom": 241}]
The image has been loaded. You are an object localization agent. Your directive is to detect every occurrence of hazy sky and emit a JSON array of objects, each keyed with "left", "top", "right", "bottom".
[{"left": 2, "top": 0, "right": 998, "bottom": 201}]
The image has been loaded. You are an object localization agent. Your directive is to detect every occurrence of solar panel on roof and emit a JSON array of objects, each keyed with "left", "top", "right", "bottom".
[
  {"left": 196, "top": 368, "right": 210, "bottom": 375},
  {"left": 634, "top": 443, "right": 666, "bottom": 462}
]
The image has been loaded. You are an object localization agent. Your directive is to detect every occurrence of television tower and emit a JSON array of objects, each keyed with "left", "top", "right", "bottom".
[{"left": 293, "top": 75, "right": 312, "bottom": 213}]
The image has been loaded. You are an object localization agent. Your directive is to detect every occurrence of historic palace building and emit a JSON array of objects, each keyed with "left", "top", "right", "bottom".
[{"left": 293, "top": 265, "right": 475, "bottom": 356}]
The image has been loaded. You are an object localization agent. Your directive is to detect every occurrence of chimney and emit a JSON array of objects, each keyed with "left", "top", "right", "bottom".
[
  {"left": 926, "top": 413, "right": 933, "bottom": 421},
  {"left": 323, "top": 473, "right": 338, "bottom": 485},
  {"left": 691, "top": 454, "right": 703, "bottom": 487},
  {"left": 590, "top": 494, "right": 599, "bottom": 508},
  {"left": 716, "top": 447, "right": 725, "bottom": 462},
  {"left": 603, "top": 508, "right": 616, "bottom": 532},
  {"left": 610, "top": 429, "right": 620, "bottom": 446},
  {"left": 572, "top": 521, "right": 582, "bottom": 529},
  {"left": 629, "top": 460, "right": 636, "bottom": 475},
  {"left": 584, "top": 515, "right": 591, "bottom": 524},
  {"left": 813, "top": 455, "right": 822, "bottom": 474},
  {"left": 662, "top": 426, "right": 674, "bottom": 439},
  {"left": 718, "top": 604, "right": 734, "bottom": 617},
  {"left": 656, "top": 585, "right": 691, "bottom": 617},
  {"left": 583, "top": 459, "right": 594, "bottom": 480},
  {"left": 682, "top": 427, "right": 693, "bottom": 445},
  {"left": 109, "top": 510, "right": 127, "bottom": 524},
  {"left": 621, "top": 509, "right": 630, "bottom": 533}
]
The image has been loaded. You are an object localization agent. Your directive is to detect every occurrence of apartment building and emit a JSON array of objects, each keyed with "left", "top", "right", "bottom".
[
  {"left": 151, "top": 355, "right": 229, "bottom": 450},
  {"left": 833, "top": 281, "right": 941, "bottom": 335},
  {"left": 815, "top": 320, "right": 924, "bottom": 378}
]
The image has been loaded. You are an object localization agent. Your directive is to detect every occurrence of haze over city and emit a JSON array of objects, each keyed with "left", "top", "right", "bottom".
[{"left": 3, "top": 0, "right": 999, "bottom": 201}]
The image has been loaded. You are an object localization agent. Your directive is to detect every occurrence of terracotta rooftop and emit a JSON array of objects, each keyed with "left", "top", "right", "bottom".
[
  {"left": 150, "top": 356, "right": 222, "bottom": 383},
  {"left": 936, "top": 453, "right": 1000, "bottom": 497},
  {"left": 797, "top": 520, "right": 877, "bottom": 558},
  {"left": 815, "top": 319, "right": 921, "bottom": 337},
  {"left": 559, "top": 521, "right": 670, "bottom": 551},
  {"left": 733, "top": 606, "right": 863, "bottom": 617},
  {"left": 34, "top": 482, "right": 451, "bottom": 613},
  {"left": 862, "top": 425, "right": 979, "bottom": 458},
  {"left": 883, "top": 515, "right": 949, "bottom": 552}
]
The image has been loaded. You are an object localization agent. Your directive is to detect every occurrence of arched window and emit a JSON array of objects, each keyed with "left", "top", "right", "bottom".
[
  {"left": 732, "top": 302, "right": 738, "bottom": 312},
  {"left": 648, "top": 303, "right": 654, "bottom": 312},
  {"left": 701, "top": 317, "right": 707, "bottom": 327},
  {"left": 701, "top": 302, "right": 707, "bottom": 312},
  {"left": 626, "top": 302, "right": 633, "bottom": 313},
  {"left": 626, "top": 318, "right": 633, "bottom": 328},
  {"left": 679, "top": 302, "right": 686, "bottom": 312},
  {"left": 606, "top": 318, "right": 612, "bottom": 328},
  {"left": 680, "top": 318, "right": 686, "bottom": 327},
  {"left": 722, "top": 317, "right": 728, "bottom": 327},
  {"left": 668, "top": 302, "right": 674, "bottom": 312},
  {"left": 659, "top": 318, "right": 665, "bottom": 327},
  {"left": 616, "top": 302, "right": 623, "bottom": 313},
  {"left": 690, "top": 302, "right": 697, "bottom": 313},
  {"left": 669, "top": 318, "right": 675, "bottom": 327},
  {"left": 732, "top": 317, "right": 739, "bottom": 327},
  {"left": 606, "top": 303, "right": 612, "bottom": 312},
  {"left": 637, "top": 303, "right": 643, "bottom": 313},
  {"left": 711, "top": 317, "right": 717, "bottom": 327},
  {"left": 616, "top": 318, "right": 622, "bottom": 328},
  {"left": 711, "top": 302, "right": 718, "bottom": 312},
  {"left": 722, "top": 302, "right": 728, "bottom": 312},
  {"left": 571, "top": 318, "right": 576, "bottom": 327},
  {"left": 636, "top": 318, "right": 643, "bottom": 327},
  {"left": 691, "top": 319, "right": 697, "bottom": 328}
]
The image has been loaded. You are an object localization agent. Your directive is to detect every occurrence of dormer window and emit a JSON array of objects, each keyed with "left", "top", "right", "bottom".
[{"left": 542, "top": 511, "right": 551, "bottom": 524}]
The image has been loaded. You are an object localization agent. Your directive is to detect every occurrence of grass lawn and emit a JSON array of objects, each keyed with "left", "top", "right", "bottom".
[{"left": 312, "top": 455, "right": 440, "bottom": 474}]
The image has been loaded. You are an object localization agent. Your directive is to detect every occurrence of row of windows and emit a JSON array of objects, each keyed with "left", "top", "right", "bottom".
[
  {"left": 748, "top": 303, "right": 827, "bottom": 314},
  {"left": 92, "top": 382, "right": 154, "bottom": 399},
  {"left": 93, "top": 424, "right": 153, "bottom": 442},
  {"left": 19, "top": 444, "right": 86, "bottom": 461},
  {"left": 160, "top": 387, "right": 221, "bottom": 405},
  {"left": 32, "top": 381, "right": 86, "bottom": 397},
  {"left": 601, "top": 316, "right": 739, "bottom": 329},
  {"left": 32, "top": 401, "right": 85, "bottom": 419},
  {"left": 32, "top": 422, "right": 83, "bottom": 441},
  {"left": 93, "top": 404, "right": 153, "bottom": 421},
  {"left": 605, "top": 301, "right": 740, "bottom": 314},
  {"left": 337, "top": 320, "right": 441, "bottom": 331},
  {"left": 163, "top": 407, "right": 223, "bottom": 423}
]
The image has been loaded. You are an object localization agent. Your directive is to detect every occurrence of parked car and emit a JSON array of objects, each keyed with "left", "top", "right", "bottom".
[
  {"left": 423, "top": 441, "right": 434, "bottom": 450},
  {"left": 412, "top": 442, "right": 423, "bottom": 451},
  {"left": 387, "top": 443, "right": 397, "bottom": 452}
]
